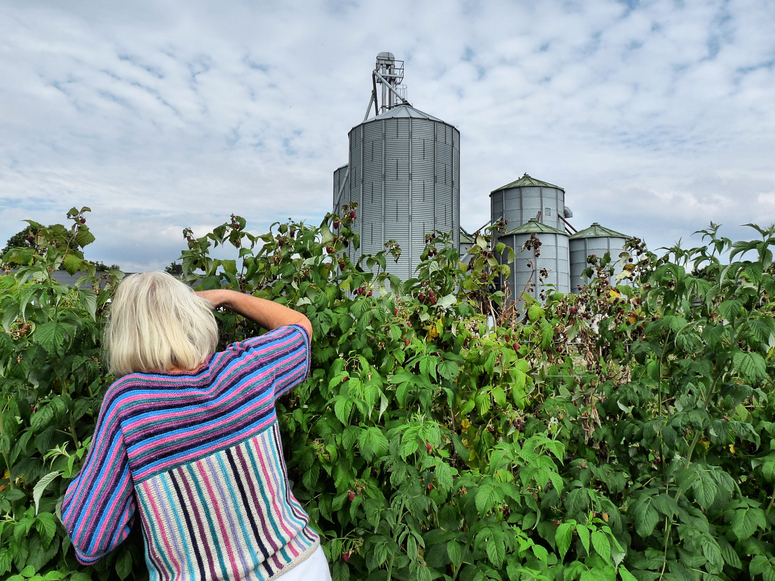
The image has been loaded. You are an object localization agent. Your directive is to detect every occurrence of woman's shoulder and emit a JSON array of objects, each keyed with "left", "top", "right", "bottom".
[{"left": 226, "top": 324, "right": 310, "bottom": 353}]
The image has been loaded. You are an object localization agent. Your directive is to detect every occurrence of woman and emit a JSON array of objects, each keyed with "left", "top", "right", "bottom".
[{"left": 63, "top": 272, "right": 331, "bottom": 581}]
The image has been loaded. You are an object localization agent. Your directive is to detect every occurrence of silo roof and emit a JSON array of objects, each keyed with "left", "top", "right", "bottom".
[
  {"left": 370, "top": 103, "right": 443, "bottom": 122},
  {"left": 459, "top": 227, "right": 475, "bottom": 244},
  {"left": 491, "top": 173, "right": 565, "bottom": 194},
  {"left": 505, "top": 218, "right": 566, "bottom": 236},
  {"left": 569, "top": 222, "right": 629, "bottom": 240}
]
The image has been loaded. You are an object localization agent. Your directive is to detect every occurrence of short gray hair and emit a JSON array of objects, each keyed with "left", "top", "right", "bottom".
[{"left": 105, "top": 272, "right": 218, "bottom": 376}]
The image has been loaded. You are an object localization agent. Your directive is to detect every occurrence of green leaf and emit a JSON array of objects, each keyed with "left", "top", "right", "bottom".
[
  {"left": 333, "top": 397, "right": 353, "bottom": 425},
  {"left": 115, "top": 548, "right": 133, "bottom": 581},
  {"left": 634, "top": 500, "right": 659, "bottom": 538},
  {"left": 700, "top": 536, "right": 723, "bottom": 571},
  {"left": 33, "top": 322, "right": 73, "bottom": 356},
  {"left": 718, "top": 299, "right": 743, "bottom": 322},
  {"left": 62, "top": 253, "right": 82, "bottom": 275},
  {"left": 79, "top": 290, "right": 98, "bottom": 321},
  {"left": 591, "top": 530, "right": 611, "bottom": 561},
  {"left": 486, "top": 534, "right": 505, "bottom": 568},
  {"left": 438, "top": 359, "right": 460, "bottom": 381},
  {"left": 357, "top": 427, "right": 389, "bottom": 462},
  {"left": 733, "top": 351, "right": 767, "bottom": 383},
  {"left": 35, "top": 513, "right": 58, "bottom": 548},
  {"left": 2, "top": 302, "right": 20, "bottom": 333},
  {"left": 30, "top": 406, "right": 54, "bottom": 433},
  {"left": 692, "top": 471, "right": 717, "bottom": 509},
  {"left": 33, "top": 471, "right": 61, "bottom": 515},
  {"left": 555, "top": 522, "right": 573, "bottom": 561},
  {"left": 618, "top": 565, "right": 638, "bottom": 581},
  {"left": 576, "top": 524, "right": 590, "bottom": 555},
  {"left": 732, "top": 507, "right": 766, "bottom": 540},
  {"left": 751, "top": 555, "right": 769, "bottom": 575},
  {"left": 475, "top": 482, "right": 497, "bottom": 515},
  {"left": 447, "top": 540, "right": 462, "bottom": 568},
  {"left": 718, "top": 537, "right": 742, "bottom": 568},
  {"left": 435, "top": 461, "right": 455, "bottom": 491}
]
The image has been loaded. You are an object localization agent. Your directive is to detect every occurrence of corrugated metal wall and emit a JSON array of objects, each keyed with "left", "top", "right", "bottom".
[
  {"left": 500, "top": 231, "right": 570, "bottom": 303},
  {"left": 492, "top": 186, "right": 565, "bottom": 231},
  {"left": 569, "top": 237, "right": 626, "bottom": 292},
  {"left": 338, "top": 115, "right": 460, "bottom": 280}
]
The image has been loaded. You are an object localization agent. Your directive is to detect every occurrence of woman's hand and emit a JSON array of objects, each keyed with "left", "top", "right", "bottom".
[{"left": 195, "top": 289, "right": 230, "bottom": 309}]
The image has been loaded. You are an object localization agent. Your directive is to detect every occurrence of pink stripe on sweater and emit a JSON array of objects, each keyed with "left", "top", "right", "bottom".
[
  {"left": 141, "top": 480, "right": 181, "bottom": 576},
  {"left": 249, "top": 437, "right": 299, "bottom": 558},
  {"left": 193, "top": 459, "right": 241, "bottom": 578},
  {"left": 127, "top": 392, "right": 273, "bottom": 458},
  {"left": 133, "top": 414, "right": 277, "bottom": 482}
]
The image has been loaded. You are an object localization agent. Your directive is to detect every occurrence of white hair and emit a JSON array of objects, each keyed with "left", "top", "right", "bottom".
[{"left": 105, "top": 272, "right": 218, "bottom": 376}]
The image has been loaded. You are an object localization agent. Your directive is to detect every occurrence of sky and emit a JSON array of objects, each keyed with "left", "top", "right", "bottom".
[{"left": 1, "top": 0, "right": 774, "bottom": 272}]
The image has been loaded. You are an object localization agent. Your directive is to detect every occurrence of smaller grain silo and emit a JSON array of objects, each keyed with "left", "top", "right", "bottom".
[
  {"left": 490, "top": 173, "right": 573, "bottom": 232},
  {"left": 498, "top": 218, "right": 570, "bottom": 305},
  {"left": 569, "top": 223, "right": 629, "bottom": 292}
]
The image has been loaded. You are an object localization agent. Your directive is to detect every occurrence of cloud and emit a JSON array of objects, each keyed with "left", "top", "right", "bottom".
[{"left": 1, "top": 0, "right": 774, "bottom": 269}]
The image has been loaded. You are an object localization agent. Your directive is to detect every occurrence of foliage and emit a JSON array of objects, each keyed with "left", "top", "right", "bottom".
[{"left": 2, "top": 209, "right": 775, "bottom": 581}]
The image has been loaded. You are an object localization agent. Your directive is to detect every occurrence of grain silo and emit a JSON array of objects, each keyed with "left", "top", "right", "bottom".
[
  {"left": 490, "top": 173, "right": 573, "bottom": 232},
  {"left": 569, "top": 223, "right": 629, "bottom": 292},
  {"left": 497, "top": 219, "right": 570, "bottom": 304},
  {"left": 333, "top": 53, "right": 460, "bottom": 280}
]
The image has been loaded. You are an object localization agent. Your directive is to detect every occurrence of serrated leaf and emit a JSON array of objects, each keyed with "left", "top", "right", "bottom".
[
  {"left": 718, "top": 299, "right": 743, "bottom": 322},
  {"left": 750, "top": 555, "right": 769, "bottom": 575},
  {"left": 576, "top": 523, "right": 590, "bottom": 554},
  {"left": 692, "top": 471, "right": 717, "bottom": 509},
  {"left": 357, "top": 427, "right": 389, "bottom": 462},
  {"left": 115, "top": 548, "right": 132, "bottom": 580},
  {"left": 447, "top": 540, "right": 462, "bottom": 568},
  {"left": 618, "top": 565, "right": 638, "bottom": 581},
  {"left": 635, "top": 503, "right": 659, "bottom": 538},
  {"left": 79, "top": 290, "right": 98, "bottom": 321},
  {"left": 486, "top": 534, "right": 505, "bottom": 568},
  {"left": 733, "top": 351, "right": 767, "bottom": 383},
  {"left": 475, "top": 482, "right": 497, "bottom": 515},
  {"left": 591, "top": 530, "right": 610, "bottom": 561},
  {"left": 700, "top": 536, "right": 723, "bottom": 571},
  {"left": 62, "top": 253, "right": 82, "bottom": 275},
  {"left": 33, "top": 471, "right": 61, "bottom": 515},
  {"left": 30, "top": 406, "right": 54, "bottom": 433},
  {"left": 35, "top": 513, "right": 57, "bottom": 548},
  {"left": 435, "top": 461, "right": 454, "bottom": 491},
  {"left": 732, "top": 507, "right": 765, "bottom": 540},
  {"left": 333, "top": 397, "right": 353, "bottom": 425},
  {"left": 438, "top": 359, "right": 460, "bottom": 381},
  {"left": 718, "top": 537, "right": 742, "bottom": 569},
  {"left": 555, "top": 523, "right": 573, "bottom": 561},
  {"left": 33, "top": 322, "right": 73, "bottom": 356}
]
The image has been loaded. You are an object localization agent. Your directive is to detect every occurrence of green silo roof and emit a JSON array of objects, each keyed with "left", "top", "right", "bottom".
[
  {"left": 505, "top": 218, "right": 566, "bottom": 236},
  {"left": 491, "top": 173, "right": 564, "bottom": 194},
  {"left": 569, "top": 222, "right": 628, "bottom": 240}
]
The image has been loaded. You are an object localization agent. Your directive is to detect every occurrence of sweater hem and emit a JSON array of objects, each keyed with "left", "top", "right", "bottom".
[{"left": 267, "top": 537, "right": 321, "bottom": 581}]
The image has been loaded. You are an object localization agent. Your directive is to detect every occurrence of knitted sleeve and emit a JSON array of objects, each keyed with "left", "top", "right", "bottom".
[
  {"left": 232, "top": 324, "right": 311, "bottom": 400},
  {"left": 62, "top": 382, "right": 136, "bottom": 565}
]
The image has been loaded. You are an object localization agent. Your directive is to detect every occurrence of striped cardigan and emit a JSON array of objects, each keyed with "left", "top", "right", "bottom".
[{"left": 63, "top": 325, "right": 318, "bottom": 581}]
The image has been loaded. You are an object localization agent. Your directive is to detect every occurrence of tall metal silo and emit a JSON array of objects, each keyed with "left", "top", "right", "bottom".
[
  {"left": 490, "top": 173, "right": 573, "bottom": 232},
  {"left": 569, "top": 223, "right": 629, "bottom": 292},
  {"left": 497, "top": 219, "right": 570, "bottom": 305},
  {"left": 333, "top": 53, "right": 460, "bottom": 280}
]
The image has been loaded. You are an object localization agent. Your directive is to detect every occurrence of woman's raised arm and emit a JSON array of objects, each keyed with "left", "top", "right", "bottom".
[{"left": 196, "top": 289, "right": 313, "bottom": 339}]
